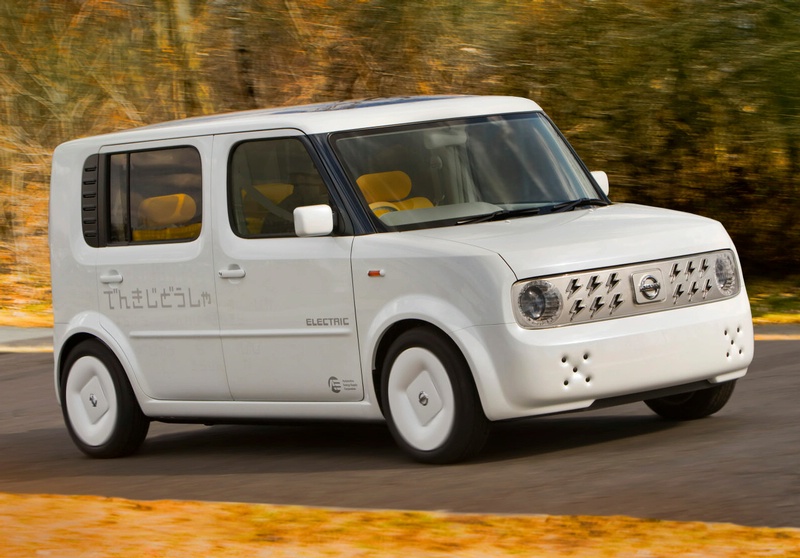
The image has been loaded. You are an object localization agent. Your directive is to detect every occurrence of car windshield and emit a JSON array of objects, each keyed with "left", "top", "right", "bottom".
[{"left": 331, "top": 112, "right": 603, "bottom": 231}]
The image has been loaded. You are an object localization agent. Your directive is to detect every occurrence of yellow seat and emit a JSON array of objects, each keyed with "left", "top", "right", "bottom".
[
  {"left": 138, "top": 193, "right": 196, "bottom": 226},
  {"left": 133, "top": 193, "right": 199, "bottom": 241},
  {"left": 132, "top": 223, "right": 201, "bottom": 242},
  {"left": 241, "top": 183, "right": 294, "bottom": 234},
  {"left": 356, "top": 171, "right": 433, "bottom": 217}
]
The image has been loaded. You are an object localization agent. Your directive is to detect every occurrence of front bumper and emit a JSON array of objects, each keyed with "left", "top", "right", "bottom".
[{"left": 464, "top": 292, "right": 753, "bottom": 421}]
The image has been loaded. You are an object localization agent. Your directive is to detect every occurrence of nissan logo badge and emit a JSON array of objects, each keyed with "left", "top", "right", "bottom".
[{"left": 639, "top": 274, "right": 661, "bottom": 300}]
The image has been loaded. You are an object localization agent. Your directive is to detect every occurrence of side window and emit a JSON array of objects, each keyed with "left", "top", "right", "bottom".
[
  {"left": 228, "top": 138, "right": 329, "bottom": 238},
  {"left": 107, "top": 146, "right": 202, "bottom": 244}
]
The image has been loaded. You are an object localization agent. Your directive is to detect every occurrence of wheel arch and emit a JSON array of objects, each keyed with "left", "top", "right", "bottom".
[
  {"left": 58, "top": 332, "right": 151, "bottom": 457},
  {"left": 57, "top": 332, "right": 100, "bottom": 393},
  {"left": 54, "top": 315, "right": 144, "bottom": 408},
  {"left": 371, "top": 319, "right": 469, "bottom": 414}
]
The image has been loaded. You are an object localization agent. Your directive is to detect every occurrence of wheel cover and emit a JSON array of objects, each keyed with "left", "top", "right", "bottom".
[
  {"left": 387, "top": 347, "right": 455, "bottom": 452},
  {"left": 64, "top": 356, "right": 118, "bottom": 447}
]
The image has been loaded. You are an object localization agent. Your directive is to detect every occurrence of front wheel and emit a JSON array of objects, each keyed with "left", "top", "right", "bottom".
[
  {"left": 381, "top": 327, "right": 489, "bottom": 464},
  {"left": 60, "top": 339, "right": 150, "bottom": 458},
  {"left": 644, "top": 381, "right": 737, "bottom": 421}
]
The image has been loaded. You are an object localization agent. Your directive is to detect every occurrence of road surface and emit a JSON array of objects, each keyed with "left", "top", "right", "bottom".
[{"left": 0, "top": 335, "right": 797, "bottom": 528}]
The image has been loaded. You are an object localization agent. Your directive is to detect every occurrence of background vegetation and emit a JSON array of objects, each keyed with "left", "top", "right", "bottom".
[{"left": 1, "top": 0, "right": 798, "bottom": 317}]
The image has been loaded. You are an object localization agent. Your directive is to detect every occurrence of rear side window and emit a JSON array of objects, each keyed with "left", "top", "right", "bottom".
[{"left": 82, "top": 146, "right": 202, "bottom": 246}]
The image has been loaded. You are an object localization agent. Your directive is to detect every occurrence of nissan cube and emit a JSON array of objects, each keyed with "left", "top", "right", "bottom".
[{"left": 49, "top": 96, "right": 753, "bottom": 463}]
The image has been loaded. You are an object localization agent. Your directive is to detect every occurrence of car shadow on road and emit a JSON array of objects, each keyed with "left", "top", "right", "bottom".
[
  {"left": 0, "top": 410, "right": 688, "bottom": 482},
  {"left": 141, "top": 420, "right": 400, "bottom": 469},
  {"left": 477, "top": 412, "right": 681, "bottom": 463},
  {"left": 130, "top": 409, "right": 682, "bottom": 472}
]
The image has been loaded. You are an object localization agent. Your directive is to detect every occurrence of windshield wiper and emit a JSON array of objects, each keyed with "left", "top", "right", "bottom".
[
  {"left": 542, "top": 198, "right": 610, "bottom": 214},
  {"left": 457, "top": 198, "right": 608, "bottom": 225},
  {"left": 457, "top": 206, "right": 543, "bottom": 225}
]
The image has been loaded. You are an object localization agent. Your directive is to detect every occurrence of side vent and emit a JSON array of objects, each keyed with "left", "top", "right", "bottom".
[{"left": 81, "top": 154, "right": 99, "bottom": 247}]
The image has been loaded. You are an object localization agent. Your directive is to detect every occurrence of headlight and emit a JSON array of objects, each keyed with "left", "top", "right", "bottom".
[
  {"left": 714, "top": 252, "right": 738, "bottom": 296},
  {"left": 514, "top": 280, "right": 563, "bottom": 327}
]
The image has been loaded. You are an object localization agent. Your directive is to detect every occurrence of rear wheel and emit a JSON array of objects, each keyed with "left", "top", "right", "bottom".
[
  {"left": 645, "top": 381, "right": 737, "bottom": 421},
  {"left": 381, "top": 327, "right": 489, "bottom": 464},
  {"left": 60, "top": 339, "right": 149, "bottom": 458}
]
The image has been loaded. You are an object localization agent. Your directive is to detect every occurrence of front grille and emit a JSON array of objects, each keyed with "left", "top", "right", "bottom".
[{"left": 514, "top": 250, "right": 740, "bottom": 328}]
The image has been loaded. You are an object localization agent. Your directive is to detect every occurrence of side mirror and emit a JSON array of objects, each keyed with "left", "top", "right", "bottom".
[
  {"left": 591, "top": 170, "right": 609, "bottom": 196},
  {"left": 294, "top": 204, "right": 334, "bottom": 237}
]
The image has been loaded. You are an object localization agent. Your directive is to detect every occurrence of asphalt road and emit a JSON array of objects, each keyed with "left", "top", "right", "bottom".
[{"left": 1, "top": 338, "right": 798, "bottom": 529}]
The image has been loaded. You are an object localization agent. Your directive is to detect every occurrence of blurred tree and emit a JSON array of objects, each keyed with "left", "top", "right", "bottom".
[
  {"left": 499, "top": 0, "right": 799, "bottom": 274},
  {"left": 152, "top": 0, "right": 214, "bottom": 116},
  {"left": 0, "top": 0, "right": 797, "bottom": 314}
]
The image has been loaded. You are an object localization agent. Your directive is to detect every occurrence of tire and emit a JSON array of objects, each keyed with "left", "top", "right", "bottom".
[
  {"left": 60, "top": 339, "right": 150, "bottom": 458},
  {"left": 381, "top": 327, "right": 489, "bottom": 464},
  {"left": 644, "top": 381, "right": 737, "bottom": 421}
]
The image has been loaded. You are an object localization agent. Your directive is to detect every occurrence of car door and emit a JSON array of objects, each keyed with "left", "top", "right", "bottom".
[
  {"left": 211, "top": 130, "right": 363, "bottom": 402},
  {"left": 95, "top": 137, "right": 229, "bottom": 401}
]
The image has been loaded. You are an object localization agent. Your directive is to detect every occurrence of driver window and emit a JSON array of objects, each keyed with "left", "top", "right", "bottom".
[{"left": 229, "top": 137, "right": 329, "bottom": 237}]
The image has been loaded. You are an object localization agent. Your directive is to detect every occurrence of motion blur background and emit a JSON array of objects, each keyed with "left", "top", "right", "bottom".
[{"left": 1, "top": 0, "right": 798, "bottom": 318}]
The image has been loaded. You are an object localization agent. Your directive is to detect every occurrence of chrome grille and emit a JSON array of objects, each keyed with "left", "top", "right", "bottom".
[{"left": 513, "top": 250, "right": 740, "bottom": 328}]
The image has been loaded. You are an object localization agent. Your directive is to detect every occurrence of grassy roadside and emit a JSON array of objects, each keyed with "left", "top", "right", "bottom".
[
  {"left": 0, "top": 309, "right": 52, "bottom": 328},
  {"left": 748, "top": 276, "right": 800, "bottom": 325},
  {"left": 2, "top": 493, "right": 799, "bottom": 557}
]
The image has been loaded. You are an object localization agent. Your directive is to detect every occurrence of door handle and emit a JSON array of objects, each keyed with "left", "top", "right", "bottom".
[
  {"left": 218, "top": 265, "right": 246, "bottom": 279},
  {"left": 99, "top": 270, "right": 123, "bottom": 284}
]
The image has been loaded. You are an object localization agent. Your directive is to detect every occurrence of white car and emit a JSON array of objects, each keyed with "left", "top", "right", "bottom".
[{"left": 49, "top": 96, "right": 753, "bottom": 463}]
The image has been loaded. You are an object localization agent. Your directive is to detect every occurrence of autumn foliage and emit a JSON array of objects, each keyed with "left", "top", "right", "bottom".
[{"left": 1, "top": 0, "right": 798, "bottom": 316}]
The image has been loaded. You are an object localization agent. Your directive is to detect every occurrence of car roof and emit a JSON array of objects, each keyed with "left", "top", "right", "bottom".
[{"left": 60, "top": 95, "right": 542, "bottom": 148}]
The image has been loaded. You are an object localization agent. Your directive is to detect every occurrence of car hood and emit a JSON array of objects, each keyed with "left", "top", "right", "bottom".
[{"left": 411, "top": 204, "right": 735, "bottom": 279}]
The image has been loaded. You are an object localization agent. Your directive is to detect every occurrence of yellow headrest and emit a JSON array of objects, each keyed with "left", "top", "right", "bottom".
[
  {"left": 251, "top": 183, "right": 294, "bottom": 204},
  {"left": 138, "top": 193, "right": 196, "bottom": 227},
  {"left": 356, "top": 171, "right": 412, "bottom": 203}
]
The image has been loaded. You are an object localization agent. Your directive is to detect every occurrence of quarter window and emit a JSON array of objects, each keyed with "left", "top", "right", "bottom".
[{"left": 106, "top": 146, "right": 202, "bottom": 244}]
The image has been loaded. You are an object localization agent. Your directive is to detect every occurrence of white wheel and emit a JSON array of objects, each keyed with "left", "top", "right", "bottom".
[
  {"left": 387, "top": 346, "right": 456, "bottom": 452},
  {"left": 60, "top": 340, "right": 149, "bottom": 458},
  {"left": 381, "top": 327, "right": 489, "bottom": 464},
  {"left": 64, "top": 355, "right": 119, "bottom": 447}
]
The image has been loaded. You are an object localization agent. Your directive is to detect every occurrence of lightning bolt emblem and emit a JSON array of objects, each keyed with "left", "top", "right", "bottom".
[
  {"left": 566, "top": 278, "right": 582, "bottom": 299},
  {"left": 569, "top": 299, "right": 586, "bottom": 321},
  {"left": 589, "top": 296, "right": 605, "bottom": 317},
  {"left": 587, "top": 275, "right": 602, "bottom": 295},
  {"left": 606, "top": 272, "right": 620, "bottom": 293}
]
